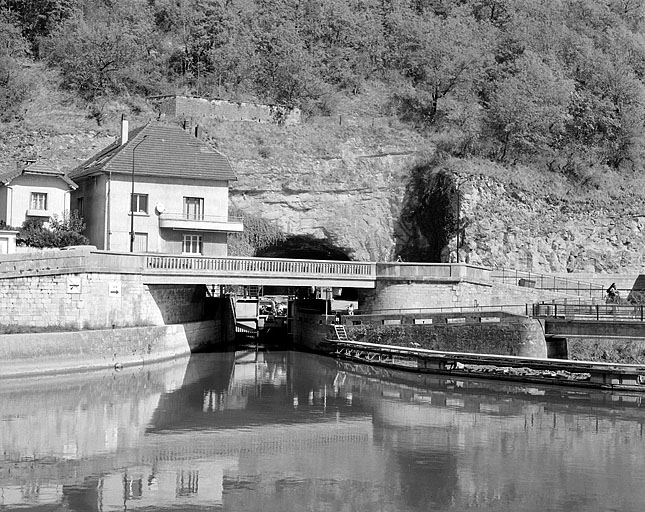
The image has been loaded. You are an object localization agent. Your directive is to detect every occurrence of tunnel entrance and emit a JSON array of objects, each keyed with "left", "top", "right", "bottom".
[
  {"left": 230, "top": 235, "right": 359, "bottom": 343},
  {"left": 256, "top": 234, "right": 353, "bottom": 261}
]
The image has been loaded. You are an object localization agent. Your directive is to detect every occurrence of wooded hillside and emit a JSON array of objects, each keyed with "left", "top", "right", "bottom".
[{"left": 3, "top": 0, "right": 645, "bottom": 181}]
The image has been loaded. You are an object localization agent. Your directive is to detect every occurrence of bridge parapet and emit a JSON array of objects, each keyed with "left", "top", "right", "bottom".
[
  {"left": 146, "top": 254, "right": 375, "bottom": 276},
  {"left": 143, "top": 254, "right": 377, "bottom": 286},
  {"left": 376, "top": 262, "right": 491, "bottom": 283}
]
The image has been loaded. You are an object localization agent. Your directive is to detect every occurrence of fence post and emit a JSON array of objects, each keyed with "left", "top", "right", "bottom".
[{"left": 596, "top": 305, "right": 599, "bottom": 322}]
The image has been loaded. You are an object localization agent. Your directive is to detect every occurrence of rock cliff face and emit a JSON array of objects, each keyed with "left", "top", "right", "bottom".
[
  {"left": 457, "top": 168, "right": 645, "bottom": 274},
  {"left": 203, "top": 112, "right": 426, "bottom": 262},
  {"left": 213, "top": 112, "right": 645, "bottom": 274}
]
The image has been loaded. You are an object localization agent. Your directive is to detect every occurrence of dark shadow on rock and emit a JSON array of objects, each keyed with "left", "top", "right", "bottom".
[{"left": 394, "top": 156, "right": 457, "bottom": 263}]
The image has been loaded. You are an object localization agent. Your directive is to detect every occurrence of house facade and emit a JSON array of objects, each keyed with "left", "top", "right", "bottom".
[
  {"left": 0, "top": 159, "right": 77, "bottom": 229},
  {"left": 68, "top": 118, "right": 243, "bottom": 255}
]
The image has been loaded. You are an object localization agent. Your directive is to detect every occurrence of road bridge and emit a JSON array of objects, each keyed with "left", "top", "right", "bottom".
[
  {"left": 0, "top": 249, "right": 494, "bottom": 289},
  {"left": 0, "top": 247, "right": 616, "bottom": 334}
]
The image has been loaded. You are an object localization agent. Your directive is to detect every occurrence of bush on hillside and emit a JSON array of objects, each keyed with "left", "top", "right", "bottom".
[{"left": 227, "top": 207, "right": 286, "bottom": 256}]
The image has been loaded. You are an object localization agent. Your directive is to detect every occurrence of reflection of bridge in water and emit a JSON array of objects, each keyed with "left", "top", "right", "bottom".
[{"left": 3, "top": 351, "right": 645, "bottom": 511}]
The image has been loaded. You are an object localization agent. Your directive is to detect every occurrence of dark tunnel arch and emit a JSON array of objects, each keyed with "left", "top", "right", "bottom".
[
  {"left": 256, "top": 234, "right": 358, "bottom": 300},
  {"left": 256, "top": 234, "right": 353, "bottom": 261}
]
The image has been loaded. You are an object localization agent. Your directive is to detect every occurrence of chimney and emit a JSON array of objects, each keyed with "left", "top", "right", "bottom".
[
  {"left": 120, "top": 114, "right": 129, "bottom": 145},
  {"left": 194, "top": 125, "right": 201, "bottom": 139}
]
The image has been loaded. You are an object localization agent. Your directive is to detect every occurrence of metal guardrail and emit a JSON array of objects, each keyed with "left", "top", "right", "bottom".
[
  {"left": 350, "top": 304, "right": 530, "bottom": 316},
  {"left": 146, "top": 255, "right": 376, "bottom": 277},
  {"left": 533, "top": 302, "right": 645, "bottom": 322},
  {"left": 492, "top": 268, "right": 605, "bottom": 299}
]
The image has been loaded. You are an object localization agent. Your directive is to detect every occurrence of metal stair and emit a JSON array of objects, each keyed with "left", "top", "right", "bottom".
[{"left": 334, "top": 325, "right": 349, "bottom": 341}]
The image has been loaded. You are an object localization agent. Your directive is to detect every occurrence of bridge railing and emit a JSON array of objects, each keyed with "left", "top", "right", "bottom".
[
  {"left": 492, "top": 268, "right": 605, "bottom": 299},
  {"left": 533, "top": 302, "right": 645, "bottom": 322},
  {"left": 350, "top": 304, "right": 530, "bottom": 316},
  {"left": 145, "top": 255, "right": 376, "bottom": 277}
]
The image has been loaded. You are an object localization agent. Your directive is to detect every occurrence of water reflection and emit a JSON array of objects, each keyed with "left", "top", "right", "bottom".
[{"left": 1, "top": 350, "right": 645, "bottom": 511}]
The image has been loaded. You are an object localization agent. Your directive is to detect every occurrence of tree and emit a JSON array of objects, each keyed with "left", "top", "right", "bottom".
[
  {"left": 44, "top": 1, "right": 159, "bottom": 105},
  {"left": 386, "top": 7, "right": 493, "bottom": 127},
  {"left": 16, "top": 211, "right": 89, "bottom": 248},
  {"left": 1, "top": 0, "right": 79, "bottom": 55},
  {"left": 485, "top": 51, "right": 574, "bottom": 161},
  {"left": 0, "top": 10, "right": 32, "bottom": 120}
]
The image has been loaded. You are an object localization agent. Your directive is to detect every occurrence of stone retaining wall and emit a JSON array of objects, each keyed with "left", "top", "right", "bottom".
[
  {"left": 151, "top": 96, "right": 301, "bottom": 126},
  {"left": 359, "top": 279, "right": 579, "bottom": 313},
  {"left": 346, "top": 316, "right": 546, "bottom": 358},
  {"left": 0, "top": 272, "right": 205, "bottom": 329},
  {"left": 291, "top": 301, "right": 546, "bottom": 358},
  {"left": 0, "top": 320, "right": 219, "bottom": 378}
]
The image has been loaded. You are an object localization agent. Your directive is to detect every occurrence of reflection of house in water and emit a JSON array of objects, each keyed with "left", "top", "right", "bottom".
[
  {"left": 0, "top": 352, "right": 376, "bottom": 510},
  {"left": 3, "top": 352, "right": 645, "bottom": 510}
]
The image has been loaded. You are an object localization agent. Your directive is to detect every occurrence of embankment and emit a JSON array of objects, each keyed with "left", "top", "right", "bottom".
[{"left": 0, "top": 321, "right": 219, "bottom": 378}]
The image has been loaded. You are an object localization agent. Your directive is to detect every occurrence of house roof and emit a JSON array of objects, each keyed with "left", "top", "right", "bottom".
[
  {"left": 0, "top": 161, "right": 77, "bottom": 189},
  {"left": 68, "top": 123, "right": 237, "bottom": 182}
]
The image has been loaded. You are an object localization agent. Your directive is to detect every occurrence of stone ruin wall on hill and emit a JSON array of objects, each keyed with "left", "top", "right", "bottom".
[{"left": 149, "top": 96, "right": 302, "bottom": 126}]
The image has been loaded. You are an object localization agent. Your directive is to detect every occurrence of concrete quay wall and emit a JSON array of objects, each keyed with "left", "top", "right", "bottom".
[{"left": 0, "top": 320, "right": 219, "bottom": 378}]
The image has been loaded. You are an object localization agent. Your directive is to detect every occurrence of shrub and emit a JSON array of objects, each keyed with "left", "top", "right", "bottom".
[{"left": 16, "top": 211, "right": 89, "bottom": 248}]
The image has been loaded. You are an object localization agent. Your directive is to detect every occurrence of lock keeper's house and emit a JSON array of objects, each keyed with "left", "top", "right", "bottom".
[{"left": 68, "top": 118, "right": 243, "bottom": 255}]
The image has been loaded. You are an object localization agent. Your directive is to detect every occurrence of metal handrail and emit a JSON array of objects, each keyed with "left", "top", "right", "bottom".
[
  {"left": 533, "top": 302, "right": 645, "bottom": 322},
  {"left": 491, "top": 268, "right": 604, "bottom": 299},
  {"left": 349, "top": 304, "right": 530, "bottom": 316}
]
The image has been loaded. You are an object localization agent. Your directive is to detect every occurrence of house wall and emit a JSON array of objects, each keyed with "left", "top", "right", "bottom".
[
  {"left": 99, "top": 175, "right": 228, "bottom": 255},
  {"left": 1, "top": 175, "right": 71, "bottom": 228},
  {"left": 0, "top": 230, "right": 17, "bottom": 254},
  {"left": 71, "top": 174, "right": 108, "bottom": 249},
  {"left": 0, "top": 187, "right": 8, "bottom": 224},
  {"left": 81, "top": 174, "right": 230, "bottom": 254},
  {"left": 160, "top": 229, "right": 228, "bottom": 256}
]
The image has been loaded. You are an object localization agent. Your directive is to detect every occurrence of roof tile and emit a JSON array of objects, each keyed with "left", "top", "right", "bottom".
[{"left": 68, "top": 123, "right": 237, "bottom": 182}]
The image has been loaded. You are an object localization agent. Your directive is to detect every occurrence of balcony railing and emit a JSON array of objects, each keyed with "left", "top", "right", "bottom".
[
  {"left": 160, "top": 213, "right": 243, "bottom": 223},
  {"left": 158, "top": 213, "right": 244, "bottom": 232}
]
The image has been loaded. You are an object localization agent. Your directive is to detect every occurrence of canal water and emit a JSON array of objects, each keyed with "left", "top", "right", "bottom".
[{"left": 2, "top": 350, "right": 645, "bottom": 511}]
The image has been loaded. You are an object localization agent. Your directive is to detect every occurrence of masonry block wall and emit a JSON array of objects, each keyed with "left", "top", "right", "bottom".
[
  {"left": 151, "top": 96, "right": 301, "bottom": 125},
  {"left": 346, "top": 317, "right": 546, "bottom": 358},
  {"left": 359, "top": 279, "right": 578, "bottom": 313},
  {"left": 0, "top": 273, "right": 205, "bottom": 330}
]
